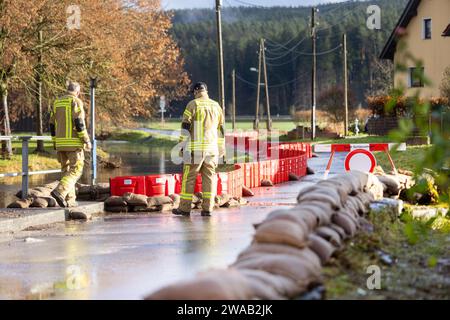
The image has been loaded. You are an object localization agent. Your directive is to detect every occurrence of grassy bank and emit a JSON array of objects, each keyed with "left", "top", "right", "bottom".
[
  {"left": 144, "top": 119, "right": 298, "bottom": 132},
  {"left": 106, "top": 129, "right": 179, "bottom": 147},
  {"left": 0, "top": 140, "right": 59, "bottom": 173},
  {"left": 323, "top": 206, "right": 450, "bottom": 299}
]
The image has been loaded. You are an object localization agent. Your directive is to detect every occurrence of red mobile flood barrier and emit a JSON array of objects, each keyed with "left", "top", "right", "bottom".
[{"left": 110, "top": 141, "right": 311, "bottom": 199}]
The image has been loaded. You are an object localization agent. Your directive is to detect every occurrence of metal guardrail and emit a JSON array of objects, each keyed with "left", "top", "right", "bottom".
[{"left": 0, "top": 136, "right": 61, "bottom": 199}]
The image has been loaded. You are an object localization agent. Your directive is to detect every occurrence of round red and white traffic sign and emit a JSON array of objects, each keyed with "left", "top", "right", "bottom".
[{"left": 344, "top": 149, "right": 377, "bottom": 173}]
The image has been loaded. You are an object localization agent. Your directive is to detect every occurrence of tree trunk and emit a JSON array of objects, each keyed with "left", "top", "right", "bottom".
[
  {"left": 35, "top": 73, "right": 45, "bottom": 152},
  {"left": 1, "top": 86, "right": 13, "bottom": 158},
  {"left": 35, "top": 30, "right": 45, "bottom": 153}
]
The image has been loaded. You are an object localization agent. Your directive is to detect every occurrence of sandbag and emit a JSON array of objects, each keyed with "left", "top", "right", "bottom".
[
  {"left": 192, "top": 193, "right": 202, "bottom": 207},
  {"left": 348, "top": 171, "right": 369, "bottom": 192},
  {"left": 105, "top": 196, "right": 127, "bottom": 207},
  {"left": 104, "top": 205, "right": 129, "bottom": 213},
  {"left": 77, "top": 183, "right": 110, "bottom": 195},
  {"left": 148, "top": 196, "right": 174, "bottom": 207},
  {"left": 308, "top": 233, "right": 336, "bottom": 264},
  {"left": 306, "top": 167, "right": 315, "bottom": 175},
  {"left": 262, "top": 209, "right": 310, "bottom": 232},
  {"left": 215, "top": 194, "right": 231, "bottom": 207},
  {"left": 297, "top": 190, "right": 341, "bottom": 210},
  {"left": 367, "top": 176, "right": 384, "bottom": 200},
  {"left": 254, "top": 219, "right": 308, "bottom": 249},
  {"left": 328, "top": 174, "right": 361, "bottom": 195},
  {"left": 289, "top": 173, "right": 300, "bottom": 181},
  {"left": 242, "top": 185, "right": 255, "bottom": 197},
  {"left": 169, "top": 194, "right": 180, "bottom": 207},
  {"left": 30, "top": 197, "right": 49, "bottom": 208},
  {"left": 293, "top": 202, "right": 333, "bottom": 226},
  {"left": 7, "top": 198, "right": 33, "bottom": 209},
  {"left": 15, "top": 189, "right": 45, "bottom": 199},
  {"left": 318, "top": 179, "right": 353, "bottom": 196},
  {"left": 130, "top": 205, "right": 155, "bottom": 212},
  {"left": 239, "top": 269, "right": 303, "bottom": 299},
  {"left": 221, "top": 198, "right": 240, "bottom": 208},
  {"left": 41, "top": 196, "right": 57, "bottom": 208},
  {"left": 347, "top": 196, "right": 367, "bottom": 215},
  {"left": 261, "top": 179, "right": 274, "bottom": 187},
  {"left": 238, "top": 243, "right": 321, "bottom": 270},
  {"left": 329, "top": 224, "right": 347, "bottom": 240},
  {"left": 145, "top": 269, "right": 253, "bottom": 300},
  {"left": 377, "top": 174, "right": 401, "bottom": 195},
  {"left": 332, "top": 213, "right": 357, "bottom": 236},
  {"left": 238, "top": 198, "right": 248, "bottom": 206},
  {"left": 299, "top": 185, "right": 347, "bottom": 207},
  {"left": 240, "top": 271, "right": 285, "bottom": 300},
  {"left": 315, "top": 226, "right": 342, "bottom": 247},
  {"left": 123, "top": 193, "right": 148, "bottom": 206},
  {"left": 232, "top": 253, "right": 321, "bottom": 287},
  {"left": 288, "top": 207, "right": 319, "bottom": 230},
  {"left": 355, "top": 192, "right": 374, "bottom": 207}
]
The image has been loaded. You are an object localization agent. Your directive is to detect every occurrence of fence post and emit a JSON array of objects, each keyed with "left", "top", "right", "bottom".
[{"left": 21, "top": 136, "right": 31, "bottom": 199}]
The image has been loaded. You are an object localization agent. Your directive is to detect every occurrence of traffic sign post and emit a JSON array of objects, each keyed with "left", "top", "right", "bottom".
[{"left": 159, "top": 96, "right": 166, "bottom": 125}]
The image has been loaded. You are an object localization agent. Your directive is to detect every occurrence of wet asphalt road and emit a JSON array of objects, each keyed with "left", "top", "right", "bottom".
[{"left": 0, "top": 153, "right": 346, "bottom": 300}]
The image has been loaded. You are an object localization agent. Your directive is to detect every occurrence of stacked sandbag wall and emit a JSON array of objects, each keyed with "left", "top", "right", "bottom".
[{"left": 144, "top": 171, "right": 388, "bottom": 300}]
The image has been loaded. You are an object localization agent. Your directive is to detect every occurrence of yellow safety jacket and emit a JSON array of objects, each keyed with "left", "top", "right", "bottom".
[
  {"left": 181, "top": 94, "right": 225, "bottom": 156},
  {"left": 50, "top": 94, "right": 90, "bottom": 152}
]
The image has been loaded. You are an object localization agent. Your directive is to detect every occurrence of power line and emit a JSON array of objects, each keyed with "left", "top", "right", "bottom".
[
  {"left": 265, "top": 36, "right": 309, "bottom": 60},
  {"left": 265, "top": 43, "right": 342, "bottom": 67},
  {"left": 265, "top": 34, "right": 304, "bottom": 52},
  {"left": 232, "top": 0, "right": 265, "bottom": 7},
  {"left": 316, "top": 2, "right": 361, "bottom": 33},
  {"left": 236, "top": 71, "right": 309, "bottom": 89}
]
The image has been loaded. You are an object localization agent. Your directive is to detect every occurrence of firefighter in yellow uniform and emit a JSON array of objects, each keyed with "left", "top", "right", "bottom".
[
  {"left": 173, "top": 82, "right": 225, "bottom": 217},
  {"left": 50, "top": 82, "right": 91, "bottom": 208}
]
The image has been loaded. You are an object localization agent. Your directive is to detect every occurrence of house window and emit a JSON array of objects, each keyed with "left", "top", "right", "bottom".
[
  {"left": 423, "top": 18, "right": 432, "bottom": 39},
  {"left": 409, "top": 67, "right": 424, "bottom": 87}
]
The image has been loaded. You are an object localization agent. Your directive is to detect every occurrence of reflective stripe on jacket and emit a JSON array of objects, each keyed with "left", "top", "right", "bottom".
[
  {"left": 50, "top": 94, "right": 89, "bottom": 151},
  {"left": 181, "top": 96, "right": 225, "bottom": 155}
]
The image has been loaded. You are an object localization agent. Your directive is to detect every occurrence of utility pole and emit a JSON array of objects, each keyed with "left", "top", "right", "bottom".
[
  {"left": 90, "top": 77, "right": 97, "bottom": 185},
  {"left": 232, "top": 69, "right": 236, "bottom": 131},
  {"left": 343, "top": 33, "right": 349, "bottom": 136},
  {"left": 261, "top": 39, "right": 272, "bottom": 131},
  {"left": 35, "top": 30, "right": 45, "bottom": 153},
  {"left": 254, "top": 41, "right": 263, "bottom": 130},
  {"left": 215, "top": 0, "right": 225, "bottom": 114},
  {"left": 310, "top": 7, "right": 318, "bottom": 140}
]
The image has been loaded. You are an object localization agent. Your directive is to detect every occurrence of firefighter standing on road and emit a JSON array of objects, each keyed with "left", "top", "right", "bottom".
[
  {"left": 172, "top": 82, "right": 225, "bottom": 217},
  {"left": 50, "top": 81, "right": 92, "bottom": 208}
]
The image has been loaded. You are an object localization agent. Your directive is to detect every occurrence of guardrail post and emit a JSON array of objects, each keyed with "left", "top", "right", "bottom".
[{"left": 21, "top": 136, "right": 31, "bottom": 199}]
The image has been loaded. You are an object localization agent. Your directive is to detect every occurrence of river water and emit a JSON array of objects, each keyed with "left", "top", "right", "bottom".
[{"left": 0, "top": 141, "right": 182, "bottom": 208}]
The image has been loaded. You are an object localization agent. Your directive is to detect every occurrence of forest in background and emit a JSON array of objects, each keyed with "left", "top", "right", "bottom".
[{"left": 170, "top": 0, "right": 408, "bottom": 117}]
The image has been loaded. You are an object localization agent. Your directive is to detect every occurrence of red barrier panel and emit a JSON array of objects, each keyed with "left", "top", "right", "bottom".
[
  {"left": 174, "top": 174, "right": 182, "bottom": 194},
  {"left": 145, "top": 175, "right": 167, "bottom": 197},
  {"left": 111, "top": 143, "right": 310, "bottom": 199},
  {"left": 110, "top": 176, "right": 146, "bottom": 196}
]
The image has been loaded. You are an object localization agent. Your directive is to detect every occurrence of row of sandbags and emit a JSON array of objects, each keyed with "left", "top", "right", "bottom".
[
  {"left": 104, "top": 193, "right": 179, "bottom": 213},
  {"left": 8, "top": 182, "right": 60, "bottom": 209},
  {"left": 372, "top": 167, "right": 415, "bottom": 198},
  {"left": 145, "top": 171, "right": 379, "bottom": 300},
  {"left": 104, "top": 192, "right": 247, "bottom": 213},
  {"left": 76, "top": 183, "right": 110, "bottom": 202},
  {"left": 8, "top": 181, "right": 112, "bottom": 209}
]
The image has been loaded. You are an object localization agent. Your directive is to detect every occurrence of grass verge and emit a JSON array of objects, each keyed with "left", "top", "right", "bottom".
[{"left": 323, "top": 206, "right": 450, "bottom": 299}]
